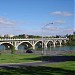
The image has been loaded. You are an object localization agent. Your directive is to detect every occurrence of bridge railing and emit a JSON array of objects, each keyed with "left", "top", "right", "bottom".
[{"left": 0, "top": 37, "right": 69, "bottom": 41}]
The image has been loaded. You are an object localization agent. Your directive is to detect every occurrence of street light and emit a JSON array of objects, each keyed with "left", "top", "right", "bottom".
[{"left": 41, "top": 22, "right": 54, "bottom": 56}]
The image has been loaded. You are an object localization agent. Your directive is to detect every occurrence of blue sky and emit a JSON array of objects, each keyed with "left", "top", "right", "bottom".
[{"left": 0, "top": 0, "right": 74, "bottom": 36}]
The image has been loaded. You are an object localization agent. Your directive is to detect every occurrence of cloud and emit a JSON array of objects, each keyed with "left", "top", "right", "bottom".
[
  {"left": 63, "top": 29, "right": 74, "bottom": 34},
  {"left": 0, "top": 17, "right": 16, "bottom": 25},
  {"left": 50, "top": 11, "right": 73, "bottom": 16},
  {"left": 43, "top": 25, "right": 60, "bottom": 31},
  {"left": 54, "top": 20, "right": 65, "bottom": 24}
]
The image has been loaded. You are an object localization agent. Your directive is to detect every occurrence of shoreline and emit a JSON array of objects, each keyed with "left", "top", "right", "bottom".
[{"left": 0, "top": 50, "right": 75, "bottom": 55}]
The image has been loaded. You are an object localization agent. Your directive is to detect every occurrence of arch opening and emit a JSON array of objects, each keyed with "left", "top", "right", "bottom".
[
  {"left": 55, "top": 40, "right": 60, "bottom": 46},
  {"left": 0, "top": 43, "right": 14, "bottom": 50},
  {"left": 18, "top": 42, "right": 33, "bottom": 50},
  {"left": 61, "top": 40, "right": 65, "bottom": 45},
  {"left": 35, "top": 41, "right": 44, "bottom": 50},
  {"left": 47, "top": 41, "right": 54, "bottom": 48}
]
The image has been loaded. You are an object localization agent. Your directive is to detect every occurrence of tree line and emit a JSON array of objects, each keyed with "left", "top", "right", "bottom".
[{"left": 66, "top": 34, "right": 75, "bottom": 46}]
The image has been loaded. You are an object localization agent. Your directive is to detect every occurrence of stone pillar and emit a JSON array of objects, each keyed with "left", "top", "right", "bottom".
[
  {"left": 13, "top": 41, "right": 17, "bottom": 50},
  {"left": 53, "top": 42, "right": 55, "bottom": 47},
  {"left": 59, "top": 42, "right": 62, "bottom": 46},
  {"left": 32, "top": 41, "right": 35, "bottom": 50},
  {"left": 15, "top": 46, "right": 18, "bottom": 50},
  {"left": 64, "top": 40, "right": 67, "bottom": 43},
  {"left": 59, "top": 40, "right": 62, "bottom": 46},
  {"left": 45, "top": 43, "right": 47, "bottom": 48},
  {"left": 33, "top": 45, "right": 35, "bottom": 50}
]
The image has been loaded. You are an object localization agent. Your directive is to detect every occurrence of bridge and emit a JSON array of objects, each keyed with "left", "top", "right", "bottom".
[{"left": 0, "top": 38, "right": 69, "bottom": 50}]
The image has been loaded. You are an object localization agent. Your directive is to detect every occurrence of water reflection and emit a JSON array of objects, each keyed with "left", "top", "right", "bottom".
[
  {"left": 0, "top": 45, "right": 75, "bottom": 51},
  {"left": 47, "top": 46, "right": 75, "bottom": 51}
]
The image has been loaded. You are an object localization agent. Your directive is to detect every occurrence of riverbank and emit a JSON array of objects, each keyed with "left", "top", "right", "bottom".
[
  {"left": 0, "top": 54, "right": 75, "bottom": 75},
  {"left": 0, "top": 49, "right": 75, "bottom": 55},
  {"left": 0, "top": 54, "right": 42, "bottom": 64},
  {"left": 0, "top": 53, "right": 75, "bottom": 64}
]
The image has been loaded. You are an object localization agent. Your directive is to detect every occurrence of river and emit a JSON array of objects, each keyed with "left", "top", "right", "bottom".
[
  {"left": 47, "top": 46, "right": 75, "bottom": 51},
  {"left": 0, "top": 45, "right": 75, "bottom": 51}
]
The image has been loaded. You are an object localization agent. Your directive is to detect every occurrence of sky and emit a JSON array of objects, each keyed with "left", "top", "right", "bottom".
[{"left": 0, "top": 0, "right": 74, "bottom": 36}]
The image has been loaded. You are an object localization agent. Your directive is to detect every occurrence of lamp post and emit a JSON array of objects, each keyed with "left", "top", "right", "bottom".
[
  {"left": 41, "top": 28, "right": 44, "bottom": 56},
  {"left": 41, "top": 22, "right": 54, "bottom": 56}
]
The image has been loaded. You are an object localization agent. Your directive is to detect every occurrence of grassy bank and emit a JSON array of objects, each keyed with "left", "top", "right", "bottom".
[
  {"left": 0, "top": 54, "right": 41, "bottom": 63},
  {"left": 0, "top": 64, "right": 75, "bottom": 75},
  {"left": 0, "top": 54, "right": 75, "bottom": 75},
  {"left": 43, "top": 61, "right": 75, "bottom": 71},
  {"left": 0, "top": 54, "right": 75, "bottom": 64}
]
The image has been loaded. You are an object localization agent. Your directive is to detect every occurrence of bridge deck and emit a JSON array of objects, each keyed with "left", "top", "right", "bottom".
[{"left": 0, "top": 38, "right": 69, "bottom": 41}]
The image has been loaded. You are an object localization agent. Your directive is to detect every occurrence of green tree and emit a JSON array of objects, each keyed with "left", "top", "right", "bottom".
[{"left": 11, "top": 46, "right": 16, "bottom": 54}]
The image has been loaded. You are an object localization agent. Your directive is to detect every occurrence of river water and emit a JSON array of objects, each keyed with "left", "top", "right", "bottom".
[
  {"left": 0, "top": 45, "right": 75, "bottom": 51},
  {"left": 48, "top": 46, "right": 75, "bottom": 51}
]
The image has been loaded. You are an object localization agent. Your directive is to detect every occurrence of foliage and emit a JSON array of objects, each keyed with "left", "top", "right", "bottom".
[
  {"left": 66, "top": 34, "right": 75, "bottom": 46},
  {"left": 11, "top": 47, "right": 16, "bottom": 54}
]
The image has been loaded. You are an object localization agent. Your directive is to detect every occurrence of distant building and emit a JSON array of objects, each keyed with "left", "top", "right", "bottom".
[
  {"left": 25, "top": 35, "right": 29, "bottom": 38},
  {"left": 4, "top": 34, "right": 14, "bottom": 37},
  {"left": 0, "top": 35, "right": 4, "bottom": 37}
]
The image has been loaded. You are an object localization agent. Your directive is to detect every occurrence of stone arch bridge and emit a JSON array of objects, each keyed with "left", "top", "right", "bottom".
[{"left": 0, "top": 38, "right": 69, "bottom": 50}]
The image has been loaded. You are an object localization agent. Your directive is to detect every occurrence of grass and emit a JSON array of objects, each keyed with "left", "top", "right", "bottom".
[
  {"left": 0, "top": 66, "right": 75, "bottom": 75},
  {"left": 0, "top": 54, "right": 41, "bottom": 63},
  {"left": 43, "top": 61, "right": 75, "bottom": 71},
  {"left": 0, "top": 54, "right": 75, "bottom": 75}
]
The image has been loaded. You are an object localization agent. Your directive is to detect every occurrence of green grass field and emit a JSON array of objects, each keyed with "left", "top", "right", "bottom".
[
  {"left": 0, "top": 54, "right": 42, "bottom": 63},
  {"left": 43, "top": 61, "right": 75, "bottom": 70},
  {"left": 0, "top": 54, "right": 75, "bottom": 75}
]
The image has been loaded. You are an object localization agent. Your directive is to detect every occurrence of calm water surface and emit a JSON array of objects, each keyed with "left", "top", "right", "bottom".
[
  {"left": 47, "top": 46, "right": 75, "bottom": 51},
  {"left": 0, "top": 45, "right": 75, "bottom": 51}
]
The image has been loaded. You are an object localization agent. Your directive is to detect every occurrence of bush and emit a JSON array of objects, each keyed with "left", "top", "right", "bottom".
[{"left": 11, "top": 47, "right": 15, "bottom": 54}]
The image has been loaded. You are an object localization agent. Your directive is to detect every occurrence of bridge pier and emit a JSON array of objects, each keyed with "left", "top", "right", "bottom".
[
  {"left": 33, "top": 45, "right": 35, "bottom": 50},
  {"left": 59, "top": 41, "right": 62, "bottom": 46},
  {"left": 13, "top": 42, "right": 18, "bottom": 50},
  {"left": 15, "top": 46, "right": 18, "bottom": 50},
  {"left": 53, "top": 42, "right": 56, "bottom": 47}
]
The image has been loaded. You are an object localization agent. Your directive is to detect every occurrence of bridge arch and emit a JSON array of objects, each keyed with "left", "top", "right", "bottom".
[
  {"left": 34, "top": 41, "right": 45, "bottom": 49},
  {"left": 17, "top": 41, "right": 33, "bottom": 50},
  {"left": 61, "top": 40, "right": 67, "bottom": 45},
  {"left": 61, "top": 40, "right": 65, "bottom": 45},
  {"left": 46, "top": 40, "right": 54, "bottom": 48},
  {"left": 0, "top": 42, "right": 15, "bottom": 50},
  {"left": 55, "top": 40, "right": 61, "bottom": 46}
]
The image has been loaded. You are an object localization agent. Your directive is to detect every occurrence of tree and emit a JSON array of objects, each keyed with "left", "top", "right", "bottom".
[
  {"left": 11, "top": 46, "right": 16, "bottom": 54},
  {"left": 73, "top": 31, "right": 75, "bottom": 35}
]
